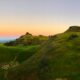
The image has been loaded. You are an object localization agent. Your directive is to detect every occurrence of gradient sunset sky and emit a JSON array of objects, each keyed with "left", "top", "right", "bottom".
[{"left": 0, "top": 0, "right": 80, "bottom": 40}]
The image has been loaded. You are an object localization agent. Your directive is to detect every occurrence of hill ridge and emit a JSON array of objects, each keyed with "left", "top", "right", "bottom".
[{"left": 66, "top": 26, "right": 80, "bottom": 32}]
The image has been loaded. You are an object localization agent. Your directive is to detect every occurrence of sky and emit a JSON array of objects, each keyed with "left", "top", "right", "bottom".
[{"left": 0, "top": 0, "right": 80, "bottom": 40}]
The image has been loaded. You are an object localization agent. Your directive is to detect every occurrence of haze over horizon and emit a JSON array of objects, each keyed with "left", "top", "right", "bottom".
[{"left": 0, "top": 0, "right": 80, "bottom": 40}]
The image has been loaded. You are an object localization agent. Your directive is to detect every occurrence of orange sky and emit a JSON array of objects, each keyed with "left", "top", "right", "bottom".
[
  {"left": 0, "top": 0, "right": 80, "bottom": 38},
  {"left": 0, "top": 21, "right": 68, "bottom": 37}
]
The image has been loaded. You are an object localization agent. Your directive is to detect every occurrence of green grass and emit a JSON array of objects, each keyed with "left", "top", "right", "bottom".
[
  {"left": 6, "top": 32, "right": 80, "bottom": 80},
  {"left": 0, "top": 44, "right": 40, "bottom": 63}
]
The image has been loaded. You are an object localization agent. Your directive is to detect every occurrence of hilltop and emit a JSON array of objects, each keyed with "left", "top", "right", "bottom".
[{"left": 66, "top": 26, "right": 80, "bottom": 32}]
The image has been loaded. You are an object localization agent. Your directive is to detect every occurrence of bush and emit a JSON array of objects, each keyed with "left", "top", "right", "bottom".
[{"left": 68, "top": 34, "right": 78, "bottom": 40}]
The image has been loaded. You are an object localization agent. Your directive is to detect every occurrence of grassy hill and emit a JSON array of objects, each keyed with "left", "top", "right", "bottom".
[
  {"left": 5, "top": 26, "right": 80, "bottom": 80},
  {"left": 0, "top": 26, "right": 80, "bottom": 80}
]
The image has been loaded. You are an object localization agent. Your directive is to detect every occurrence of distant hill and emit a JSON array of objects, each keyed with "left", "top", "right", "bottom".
[
  {"left": 5, "top": 26, "right": 80, "bottom": 80},
  {"left": 4, "top": 32, "right": 48, "bottom": 46}
]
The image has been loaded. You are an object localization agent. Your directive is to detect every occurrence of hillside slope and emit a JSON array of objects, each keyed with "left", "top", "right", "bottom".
[{"left": 2, "top": 26, "right": 80, "bottom": 80}]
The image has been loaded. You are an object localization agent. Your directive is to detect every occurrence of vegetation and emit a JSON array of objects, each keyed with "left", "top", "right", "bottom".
[
  {"left": 1, "top": 26, "right": 80, "bottom": 80},
  {"left": 0, "top": 44, "right": 40, "bottom": 80},
  {"left": 0, "top": 44, "right": 40, "bottom": 63}
]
